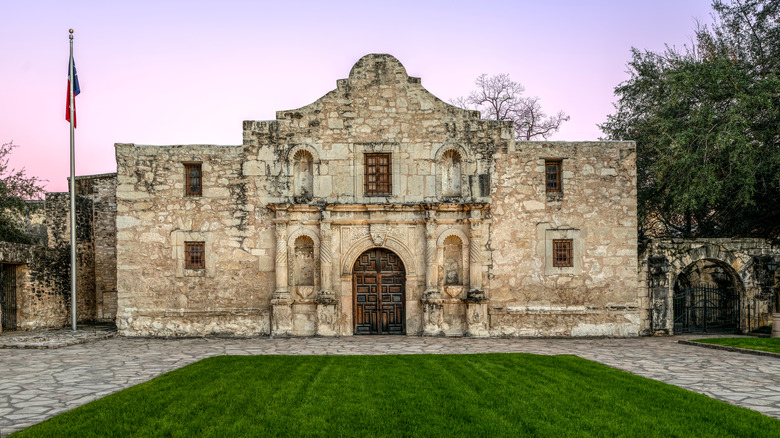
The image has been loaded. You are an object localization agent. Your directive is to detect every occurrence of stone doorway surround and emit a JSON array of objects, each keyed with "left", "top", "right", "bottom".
[{"left": 267, "top": 203, "right": 490, "bottom": 337}]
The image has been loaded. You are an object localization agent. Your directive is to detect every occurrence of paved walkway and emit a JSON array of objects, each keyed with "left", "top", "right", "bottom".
[{"left": 1, "top": 334, "right": 779, "bottom": 435}]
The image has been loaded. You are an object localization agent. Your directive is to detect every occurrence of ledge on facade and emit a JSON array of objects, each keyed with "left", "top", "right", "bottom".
[
  {"left": 491, "top": 305, "right": 600, "bottom": 315},
  {"left": 71, "top": 172, "right": 118, "bottom": 181},
  {"left": 605, "top": 304, "right": 640, "bottom": 312},
  {"left": 151, "top": 309, "right": 268, "bottom": 317},
  {"left": 268, "top": 202, "right": 490, "bottom": 214},
  {"left": 464, "top": 289, "right": 487, "bottom": 303}
]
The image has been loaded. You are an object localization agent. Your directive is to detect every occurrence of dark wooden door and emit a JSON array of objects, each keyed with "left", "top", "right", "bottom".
[{"left": 353, "top": 248, "right": 405, "bottom": 335}]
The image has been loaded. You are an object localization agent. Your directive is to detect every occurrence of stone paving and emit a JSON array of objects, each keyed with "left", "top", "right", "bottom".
[
  {"left": 1, "top": 334, "right": 779, "bottom": 435},
  {"left": 0, "top": 325, "right": 116, "bottom": 349}
]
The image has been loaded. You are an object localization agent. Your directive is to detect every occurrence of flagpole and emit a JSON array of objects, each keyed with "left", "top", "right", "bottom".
[{"left": 68, "top": 29, "right": 77, "bottom": 331}]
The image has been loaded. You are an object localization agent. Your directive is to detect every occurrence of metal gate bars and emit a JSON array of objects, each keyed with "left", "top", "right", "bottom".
[
  {"left": 0, "top": 264, "right": 17, "bottom": 331},
  {"left": 673, "top": 285, "right": 739, "bottom": 333}
]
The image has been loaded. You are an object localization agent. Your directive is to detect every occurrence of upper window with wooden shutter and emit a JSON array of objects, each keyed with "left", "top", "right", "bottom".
[
  {"left": 545, "top": 159, "right": 562, "bottom": 193},
  {"left": 184, "top": 163, "right": 202, "bottom": 197},
  {"left": 364, "top": 153, "right": 392, "bottom": 196}
]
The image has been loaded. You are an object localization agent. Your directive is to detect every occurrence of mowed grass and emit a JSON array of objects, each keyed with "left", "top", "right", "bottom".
[
  {"left": 694, "top": 337, "right": 780, "bottom": 354},
  {"left": 14, "top": 354, "right": 780, "bottom": 438}
]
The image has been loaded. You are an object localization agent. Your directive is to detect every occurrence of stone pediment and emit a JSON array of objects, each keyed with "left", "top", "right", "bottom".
[{"left": 275, "top": 53, "right": 482, "bottom": 122}]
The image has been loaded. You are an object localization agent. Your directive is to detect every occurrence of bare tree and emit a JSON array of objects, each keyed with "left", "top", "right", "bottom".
[{"left": 453, "top": 74, "right": 569, "bottom": 140}]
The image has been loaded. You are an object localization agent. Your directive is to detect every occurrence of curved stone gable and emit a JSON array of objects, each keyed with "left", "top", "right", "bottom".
[{"left": 272, "top": 53, "right": 500, "bottom": 143}]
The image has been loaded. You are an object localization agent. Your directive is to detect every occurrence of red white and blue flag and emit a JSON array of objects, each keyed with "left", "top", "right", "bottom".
[{"left": 66, "top": 60, "right": 80, "bottom": 127}]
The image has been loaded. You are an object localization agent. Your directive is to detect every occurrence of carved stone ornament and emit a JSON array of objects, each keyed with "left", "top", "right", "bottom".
[{"left": 370, "top": 223, "right": 387, "bottom": 246}]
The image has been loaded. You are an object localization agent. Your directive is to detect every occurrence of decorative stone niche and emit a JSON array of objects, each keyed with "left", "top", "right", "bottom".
[
  {"left": 441, "top": 149, "right": 462, "bottom": 198},
  {"left": 292, "top": 150, "right": 313, "bottom": 203},
  {"left": 292, "top": 235, "right": 316, "bottom": 299}
]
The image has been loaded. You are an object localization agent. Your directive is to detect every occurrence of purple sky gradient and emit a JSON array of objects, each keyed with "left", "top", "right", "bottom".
[{"left": 2, "top": 0, "right": 715, "bottom": 192}]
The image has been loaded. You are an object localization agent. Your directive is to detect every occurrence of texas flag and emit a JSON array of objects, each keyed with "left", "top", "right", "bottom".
[{"left": 66, "top": 61, "right": 80, "bottom": 127}]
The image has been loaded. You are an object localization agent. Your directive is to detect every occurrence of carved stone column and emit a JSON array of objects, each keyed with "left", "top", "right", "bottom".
[
  {"left": 468, "top": 216, "right": 483, "bottom": 292},
  {"left": 422, "top": 211, "right": 443, "bottom": 335},
  {"left": 424, "top": 219, "right": 439, "bottom": 295},
  {"left": 274, "top": 219, "right": 289, "bottom": 295},
  {"left": 464, "top": 290, "right": 489, "bottom": 337},
  {"left": 422, "top": 294, "right": 444, "bottom": 336},
  {"left": 271, "top": 216, "right": 293, "bottom": 336},
  {"left": 316, "top": 211, "right": 337, "bottom": 336},
  {"left": 647, "top": 256, "right": 671, "bottom": 335},
  {"left": 319, "top": 215, "right": 332, "bottom": 294},
  {"left": 464, "top": 208, "right": 488, "bottom": 336}
]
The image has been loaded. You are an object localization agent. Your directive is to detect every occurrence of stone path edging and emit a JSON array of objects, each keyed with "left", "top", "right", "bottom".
[
  {"left": 0, "top": 326, "right": 116, "bottom": 350},
  {"left": 678, "top": 339, "right": 780, "bottom": 359}
]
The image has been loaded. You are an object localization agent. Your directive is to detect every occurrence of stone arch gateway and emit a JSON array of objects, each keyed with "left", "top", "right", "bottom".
[
  {"left": 672, "top": 258, "right": 742, "bottom": 333},
  {"left": 641, "top": 238, "right": 779, "bottom": 335}
]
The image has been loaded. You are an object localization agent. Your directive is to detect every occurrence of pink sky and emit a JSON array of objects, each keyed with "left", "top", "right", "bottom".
[{"left": 2, "top": 0, "right": 715, "bottom": 192}]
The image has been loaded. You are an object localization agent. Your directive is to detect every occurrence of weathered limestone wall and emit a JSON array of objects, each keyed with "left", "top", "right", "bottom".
[
  {"left": 0, "top": 242, "right": 71, "bottom": 333},
  {"left": 489, "top": 141, "right": 639, "bottom": 336},
  {"left": 37, "top": 191, "right": 97, "bottom": 325},
  {"left": 74, "top": 174, "right": 118, "bottom": 321},
  {"left": 115, "top": 145, "right": 273, "bottom": 336}
]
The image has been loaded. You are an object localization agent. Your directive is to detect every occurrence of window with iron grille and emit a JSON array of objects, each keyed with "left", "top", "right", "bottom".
[
  {"left": 545, "top": 159, "right": 562, "bottom": 193},
  {"left": 552, "top": 239, "right": 573, "bottom": 267},
  {"left": 184, "top": 163, "right": 202, "bottom": 197},
  {"left": 364, "top": 153, "right": 392, "bottom": 196},
  {"left": 184, "top": 241, "right": 205, "bottom": 270}
]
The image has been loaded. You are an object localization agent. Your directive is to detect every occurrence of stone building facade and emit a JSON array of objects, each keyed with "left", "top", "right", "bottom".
[
  {"left": 114, "top": 54, "right": 640, "bottom": 337},
  {"left": 0, "top": 174, "right": 118, "bottom": 333}
]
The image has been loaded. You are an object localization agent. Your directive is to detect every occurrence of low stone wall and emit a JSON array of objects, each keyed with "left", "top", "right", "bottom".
[{"left": 116, "top": 310, "right": 270, "bottom": 337}]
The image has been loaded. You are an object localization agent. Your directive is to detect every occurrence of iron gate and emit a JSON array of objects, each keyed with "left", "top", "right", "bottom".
[
  {"left": 673, "top": 285, "right": 739, "bottom": 333},
  {"left": 0, "top": 264, "right": 17, "bottom": 331}
]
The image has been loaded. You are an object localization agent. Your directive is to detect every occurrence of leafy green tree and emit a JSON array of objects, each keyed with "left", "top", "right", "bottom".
[
  {"left": 600, "top": 0, "right": 780, "bottom": 238},
  {"left": 0, "top": 141, "right": 45, "bottom": 244}
]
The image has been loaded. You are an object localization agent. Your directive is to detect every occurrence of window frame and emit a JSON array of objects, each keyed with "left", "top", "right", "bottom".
[
  {"left": 364, "top": 153, "right": 392, "bottom": 196},
  {"left": 184, "top": 241, "right": 206, "bottom": 270},
  {"left": 551, "top": 239, "right": 573, "bottom": 268},
  {"left": 184, "top": 162, "right": 202, "bottom": 197},
  {"left": 545, "top": 159, "right": 562, "bottom": 193}
]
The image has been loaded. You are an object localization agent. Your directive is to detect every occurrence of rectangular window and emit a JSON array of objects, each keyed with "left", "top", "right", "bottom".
[
  {"left": 552, "top": 239, "right": 573, "bottom": 267},
  {"left": 184, "top": 241, "right": 205, "bottom": 270},
  {"left": 184, "top": 163, "right": 202, "bottom": 197},
  {"left": 545, "top": 159, "right": 562, "bottom": 193},
  {"left": 364, "top": 153, "right": 392, "bottom": 196}
]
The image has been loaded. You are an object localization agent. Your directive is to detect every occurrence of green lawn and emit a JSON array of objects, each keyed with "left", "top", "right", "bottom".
[
  {"left": 14, "top": 354, "right": 780, "bottom": 438},
  {"left": 693, "top": 337, "right": 780, "bottom": 354}
]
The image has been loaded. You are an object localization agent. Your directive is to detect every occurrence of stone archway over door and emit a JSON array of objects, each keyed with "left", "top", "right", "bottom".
[{"left": 353, "top": 248, "right": 405, "bottom": 335}]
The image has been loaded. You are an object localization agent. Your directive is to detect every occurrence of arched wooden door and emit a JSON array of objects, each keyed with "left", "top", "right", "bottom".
[{"left": 353, "top": 248, "right": 405, "bottom": 335}]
